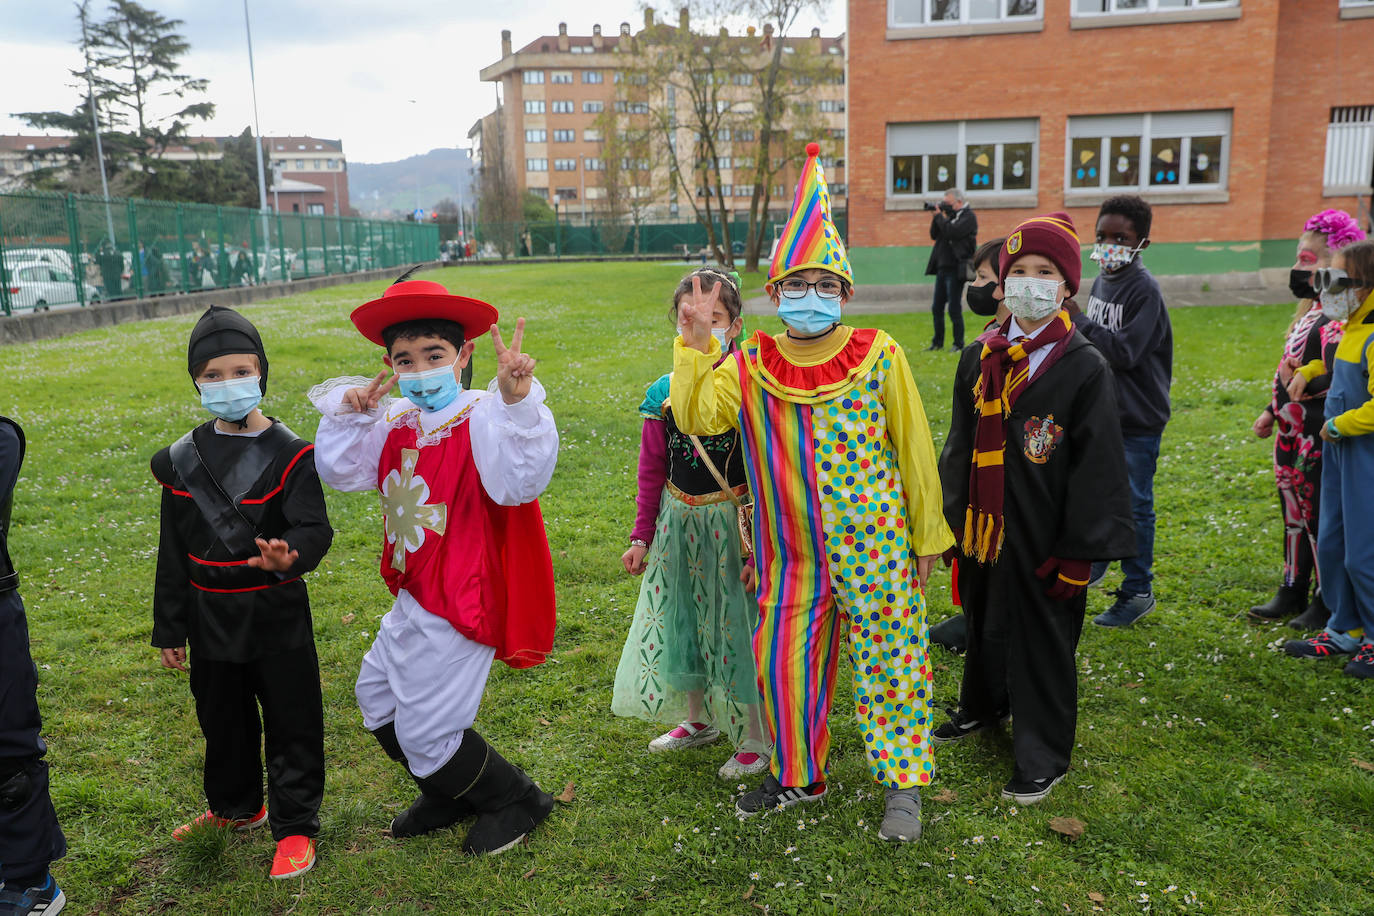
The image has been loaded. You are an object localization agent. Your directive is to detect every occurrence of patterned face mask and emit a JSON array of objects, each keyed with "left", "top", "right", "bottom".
[
  {"left": 1002, "top": 276, "right": 1063, "bottom": 321},
  {"left": 1090, "top": 242, "right": 1144, "bottom": 272},
  {"left": 1320, "top": 286, "right": 1361, "bottom": 321}
]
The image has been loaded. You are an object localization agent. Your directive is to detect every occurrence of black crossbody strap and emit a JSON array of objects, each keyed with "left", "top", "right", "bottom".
[{"left": 169, "top": 426, "right": 290, "bottom": 557}]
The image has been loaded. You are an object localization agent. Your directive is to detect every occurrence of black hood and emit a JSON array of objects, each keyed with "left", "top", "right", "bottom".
[{"left": 187, "top": 305, "right": 268, "bottom": 394}]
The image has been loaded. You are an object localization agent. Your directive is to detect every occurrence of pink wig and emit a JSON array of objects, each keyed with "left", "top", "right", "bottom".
[{"left": 1304, "top": 209, "right": 1367, "bottom": 252}]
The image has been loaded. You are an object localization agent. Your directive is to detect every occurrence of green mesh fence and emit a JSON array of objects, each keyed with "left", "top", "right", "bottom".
[{"left": 0, "top": 190, "right": 439, "bottom": 316}]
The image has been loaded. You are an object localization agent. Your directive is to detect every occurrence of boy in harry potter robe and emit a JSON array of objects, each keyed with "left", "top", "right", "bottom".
[
  {"left": 934, "top": 214, "right": 1135, "bottom": 805},
  {"left": 151, "top": 305, "right": 334, "bottom": 880},
  {"left": 309, "top": 277, "right": 559, "bottom": 856},
  {"left": 673, "top": 143, "right": 953, "bottom": 844}
]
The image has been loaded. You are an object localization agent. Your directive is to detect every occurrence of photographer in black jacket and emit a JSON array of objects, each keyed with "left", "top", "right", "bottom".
[{"left": 925, "top": 189, "right": 979, "bottom": 351}]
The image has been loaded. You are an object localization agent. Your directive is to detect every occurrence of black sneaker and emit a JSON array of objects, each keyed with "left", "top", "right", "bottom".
[
  {"left": 1001, "top": 772, "right": 1065, "bottom": 805},
  {"left": 0, "top": 875, "right": 65, "bottom": 916},
  {"left": 1283, "top": 631, "right": 1355, "bottom": 659},
  {"left": 735, "top": 774, "right": 827, "bottom": 817},
  {"left": 1343, "top": 644, "right": 1374, "bottom": 679},
  {"left": 931, "top": 710, "right": 1008, "bottom": 745}
]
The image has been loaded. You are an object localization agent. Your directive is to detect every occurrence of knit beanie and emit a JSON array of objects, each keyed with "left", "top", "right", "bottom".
[{"left": 999, "top": 212, "right": 1083, "bottom": 297}]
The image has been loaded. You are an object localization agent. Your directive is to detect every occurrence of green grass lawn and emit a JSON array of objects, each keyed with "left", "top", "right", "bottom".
[{"left": 4, "top": 261, "right": 1370, "bottom": 915}]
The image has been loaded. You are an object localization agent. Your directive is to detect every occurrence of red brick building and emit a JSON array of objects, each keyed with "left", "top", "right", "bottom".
[{"left": 847, "top": 0, "right": 1374, "bottom": 281}]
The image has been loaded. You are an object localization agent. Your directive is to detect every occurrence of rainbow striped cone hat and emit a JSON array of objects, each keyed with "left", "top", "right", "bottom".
[{"left": 768, "top": 142, "right": 853, "bottom": 285}]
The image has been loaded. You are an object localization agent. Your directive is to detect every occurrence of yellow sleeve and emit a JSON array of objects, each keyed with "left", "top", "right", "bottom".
[
  {"left": 669, "top": 337, "right": 742, "bottom": 435},
  {"left": 1296, "top": 359, "right": 1326, "bottom": 382},
  {"left": 883, "top": 341, "right": 956, "bottom": 557},
  {"left": 1333, "top": 337, "right": 1374, "bottom": 437}
]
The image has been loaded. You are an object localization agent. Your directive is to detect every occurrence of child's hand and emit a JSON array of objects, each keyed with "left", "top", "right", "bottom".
[
  {"left": 677, "top": 276, "right": 720, "bottom": 354},
  {"left": 492, "top": 318, "right": 536, "bottom": 405},
  {"left": 622, "top": 544, "right": 648, "bottom": 576},
  {"left": 247, "top": 537, "right": 298, "bottom": 572},
  {"left": 916, "top": 554, "right": 939, "bottom": 589},
  {"left": 740, "top": 560, "right": 757, "bottom": 593},
  {"left": 1253, "top": 409, "right": 1274, "bottom": 438},
  {"left": 343, "top": 370, "right": 396, "bottom": 412},
  {"left": 1286, "top": 373, "right": 1310, "bottom": 402},
  {"left": 160, "top": 647, "right": 187, "bottom": 672},
  {"left": 1278, "top": 355, "right": 1300, "bottom": 385}
]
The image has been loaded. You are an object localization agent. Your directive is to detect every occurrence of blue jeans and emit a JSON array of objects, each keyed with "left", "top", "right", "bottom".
[
  {"left": 930, "top": 267, "right": 965, "bottom": 348},
  {"left": 1092, "top": 433, "right": 1160, "bottom": 596}
]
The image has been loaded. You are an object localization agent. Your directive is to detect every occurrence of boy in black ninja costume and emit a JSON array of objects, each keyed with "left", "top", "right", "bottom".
[
  {"left": 150, "top": 306, "right": 334, "bottom": 880},
  {"left": 0, "top": 417, "right": 67, "bottom": 916}
]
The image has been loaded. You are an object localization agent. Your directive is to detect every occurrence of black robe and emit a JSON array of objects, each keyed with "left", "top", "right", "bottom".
[
  {"left": 939, "top": 330, "right": 1135, "bottom": 781},
  {"left": 150, "top": 419, "right": 333, "bottom": 663}
]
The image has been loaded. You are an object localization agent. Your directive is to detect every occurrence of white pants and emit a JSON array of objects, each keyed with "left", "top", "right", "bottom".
[{"left": 355, "top": 589, "right": 496, "bottom": 778}]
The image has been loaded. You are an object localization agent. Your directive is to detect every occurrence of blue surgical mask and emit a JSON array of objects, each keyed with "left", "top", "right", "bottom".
[
  {"left": 199, "top": 375, "right": 262, "bottom": 422},
  {"left": 398, "top": 362, "right": 460, "bottom": 412},
  {"left": 777, "top": 291, "right": 841, "bottom": 336}
]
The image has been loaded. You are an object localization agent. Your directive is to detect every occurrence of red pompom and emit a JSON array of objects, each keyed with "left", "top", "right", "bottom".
[{"left": 805, "top": 142, "right": 820, "bottom": 157}]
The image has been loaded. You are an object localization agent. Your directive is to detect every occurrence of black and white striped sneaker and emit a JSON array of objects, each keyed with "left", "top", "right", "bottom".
[
  {"left": 0, "top": 874, "right": 65, "bottom": 915},
  {"left": 735, "top": 774, "right": 827, "bottom": 817}
]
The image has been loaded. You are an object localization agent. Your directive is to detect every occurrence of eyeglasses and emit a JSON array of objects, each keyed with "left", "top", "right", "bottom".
[
  {"left": 778, "top": 277, "right": 845, "bottom": 300},
  {"left": 1313, "top": 267, "right": 1370, "bottom": 292}
]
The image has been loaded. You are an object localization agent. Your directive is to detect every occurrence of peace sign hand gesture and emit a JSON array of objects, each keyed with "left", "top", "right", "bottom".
[
  {"left": 677, "top": 275, "right": 721, "bottom": 354},
  {"left": 492, "top": 317, "right": 536, "bottom": 404},
  {"left": 342, "top": 369, "right": 397, "bottom": 413}
]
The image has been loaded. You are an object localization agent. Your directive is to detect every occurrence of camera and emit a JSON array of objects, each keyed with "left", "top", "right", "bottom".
[{"left": 922, "top": 201, "right": 938, "bottom": 211}]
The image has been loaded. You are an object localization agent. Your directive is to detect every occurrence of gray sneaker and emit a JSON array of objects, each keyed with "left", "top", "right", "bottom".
[
  {"left": 877, "top": 786, "right": 922, "bottom": 842},
  {"left": 1093, "top": 590, "right": 1156, "bottom": 628}
]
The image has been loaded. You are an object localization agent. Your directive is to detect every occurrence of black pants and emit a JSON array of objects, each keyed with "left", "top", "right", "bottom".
[
  {"left": 0, "top": 590, "right": 65, "bottom": 883},
  {"left": 188, "top": 644, "right": 324, "bottom": 840},
  {"left": 930, "top": 267, "right": 966, "bottom": 348},
  {"left": 957, "top": 560, "right": 1085, "bottom": 782}
]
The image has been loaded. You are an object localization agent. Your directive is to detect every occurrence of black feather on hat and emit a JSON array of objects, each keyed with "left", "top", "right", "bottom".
[{"left": 187, "top": 305, "right": 269, "bottom": 394}]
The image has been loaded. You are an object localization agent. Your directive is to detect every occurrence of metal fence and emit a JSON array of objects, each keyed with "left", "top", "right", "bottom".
[
  {"left": 469, "top": 212, "right": 848, "bottom": 260},
  {"left": 0, "top": 190, "right": 440, "bottom": 316}
]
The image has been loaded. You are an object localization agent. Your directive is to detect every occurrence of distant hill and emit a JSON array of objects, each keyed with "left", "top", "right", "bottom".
[{"left": 350, "top": 148, "right": 476, "bottom": 219}]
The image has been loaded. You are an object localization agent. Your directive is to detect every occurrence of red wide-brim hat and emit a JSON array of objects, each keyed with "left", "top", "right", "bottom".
[{"left": 350, "top": 279, "right": 499, "bottom": 346}]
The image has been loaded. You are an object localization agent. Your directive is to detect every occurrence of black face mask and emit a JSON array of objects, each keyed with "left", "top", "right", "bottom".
[
  {"left": 966, "top": 282, "right": 999, "bottom": 317},
  {"left": 1289, "top": 268, "right": 1318, "bottom": 301}
]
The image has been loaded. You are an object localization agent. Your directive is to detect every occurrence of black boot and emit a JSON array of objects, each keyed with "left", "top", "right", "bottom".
[
  {"left": 422, "top": 729, "right": 554, "bottom": 855},
  {"left": 1247, "top": 584, "right": 1306, "bottom": 622},
  {"left": 1288, "top": 591, "right": 1330, "bottom": 631},
  {"left": 929, "top": 614, "right": 967, "bottom": 654},
  {"left": 371, "top": 723, "right": 474, "bottom": 839}
]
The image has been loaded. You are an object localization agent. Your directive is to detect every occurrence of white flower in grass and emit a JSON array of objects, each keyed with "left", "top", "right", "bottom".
[{"left": 750, "top": 872, "right": 761, "bottom": 881}]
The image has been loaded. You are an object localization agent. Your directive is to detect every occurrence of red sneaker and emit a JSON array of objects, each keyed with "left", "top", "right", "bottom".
[
  {"left": 172, "top": 805, "right": 268, "bottom": 841},
  {"left": 269, "top": 835, "right": 316, "bottom": 880}
]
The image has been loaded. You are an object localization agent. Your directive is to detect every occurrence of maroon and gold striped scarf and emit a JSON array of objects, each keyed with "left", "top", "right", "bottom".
[{"left": 964, "top": 309, "right": 1073, "bottom": 563}]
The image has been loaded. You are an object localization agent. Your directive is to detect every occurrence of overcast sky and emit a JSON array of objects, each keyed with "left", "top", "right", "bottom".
[{"left": 0, "top": 0, "right": 841, "bottom": 164}]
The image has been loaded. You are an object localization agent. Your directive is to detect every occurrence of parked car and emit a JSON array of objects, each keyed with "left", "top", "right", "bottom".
[
  {"left": 5, "top": 261, "right": 99, "bottom": 311},
  {"left": 2, "top": 247, "right": 75, "bottom": 276}
]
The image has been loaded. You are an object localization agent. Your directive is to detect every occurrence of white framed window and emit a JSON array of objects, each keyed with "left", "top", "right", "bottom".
[
  {"left": 523, "top": 70, "right": 545, "bottom": 84},
  {"left": 819, "top": 100, "right": 846, "bottom": 113},
  {"left": 734, "top": 129, "right": 756, "bottom": 142},
  {"left": 525, "top": 100, "right": 545, "bottom": 114},
  {"left": 555, "top": 187, "right": 577, "bottom": 200},
  {"left": 308, "top": 203, "right": 325, "bottom": 214},
  {"left": 614, "top": 101, "right": 649, "bottom": 114},
  {"left": 733, "top": 73, "right": 754, "bottom": 85},
  {"left": 888, "top": 118, "right": 1038, "bottom": 196},
  {"left": 890, "top": 0, "right": 1040, "bottom": 26},
  {"left": 551, "top": 100, "right": 574, "bottom": 114},
  {"left": 569, "top": 44, "right": 593, "bottom": 53},
  {"left": 526, "top": 158, "right": 548, "bottom": 172},
  {"left": 1073, "top": 0, "right": 1236, "bottom": 11},
  {"left": 1066, "top": 110, "right": 1230, "bottom": 192},
  {"left": 552, "top": 129, "right": 575, "bottom": 142},
  {"left": 1325, "top": 106, "right": 1374, "bottom": 192},
  {"left": 550, "top": 70, "right": 573, "bottom": 84},
  {"left": 529, "top": 187, "right": 549, "bottom": 199},
  {"left": 736, "top": 184, "right": 754, "bottom": 196},
  {"left": 583, "top": 70, "right": 603, "bottom": 84},
  {"left": 525, "top": 129, "right": 547, "bottom": 143},
  {"left": 584, "top": 157, "right": 604, "bottom": 170},
  {"left": 554, "top": 158, "right": 577, "bottom": 171},
  {"left": 583, "top": 128, "right": 603, "bottom": 142},
  {"left": 583, "top": 100, "right": 604, "bottom": 113}
]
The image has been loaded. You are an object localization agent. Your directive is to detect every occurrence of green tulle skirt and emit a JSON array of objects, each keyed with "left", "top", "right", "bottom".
[{"left": 612, "top": 489, "right": 763, "bottom": 747}]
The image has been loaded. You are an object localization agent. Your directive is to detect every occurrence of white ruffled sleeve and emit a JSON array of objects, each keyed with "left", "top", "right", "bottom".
[
  {"left": 469, "top": 377, "right": 559, "bottom": 506},
  {"left": 308, "top": 376, "right": 392, "bottom": 493}
]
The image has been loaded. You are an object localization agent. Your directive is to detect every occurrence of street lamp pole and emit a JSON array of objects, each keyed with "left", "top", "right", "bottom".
[
  {"left": 579, "top": 156, "right": 586, "bottom": 224},
  {"left": 79, "top": 1, "right": 115, "bottom": 245},
  {"left": 243, "top": 0, "right": 272, "bottom": 271}
]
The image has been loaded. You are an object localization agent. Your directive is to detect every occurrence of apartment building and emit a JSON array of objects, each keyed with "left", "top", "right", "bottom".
[
  {"left": 847, "top": 0, "right": 1374, "bottom": 280},
  {"left": 478, "top": 12, "right": 847, "bottom": 224}
]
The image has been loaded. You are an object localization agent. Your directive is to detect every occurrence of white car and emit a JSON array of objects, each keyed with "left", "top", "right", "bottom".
[
  {"left": 2, "top": 247, "right": 75, "bottom": 275},
  {"left": 4, "top": 261, "right": 100, "bottom": 311}
]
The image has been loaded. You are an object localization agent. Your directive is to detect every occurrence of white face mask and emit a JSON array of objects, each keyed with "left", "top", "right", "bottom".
[
  {"left": 1321, "top": 287, "right": 1362, "bottom": 321},
  {"left": 1002, "top": 276, "right": 1063, "bottom": 321}
]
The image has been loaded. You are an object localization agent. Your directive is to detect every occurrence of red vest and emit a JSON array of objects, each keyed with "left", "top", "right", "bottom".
[{"left": 377, "top": 409, "right": 556, "bottom": 669}]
